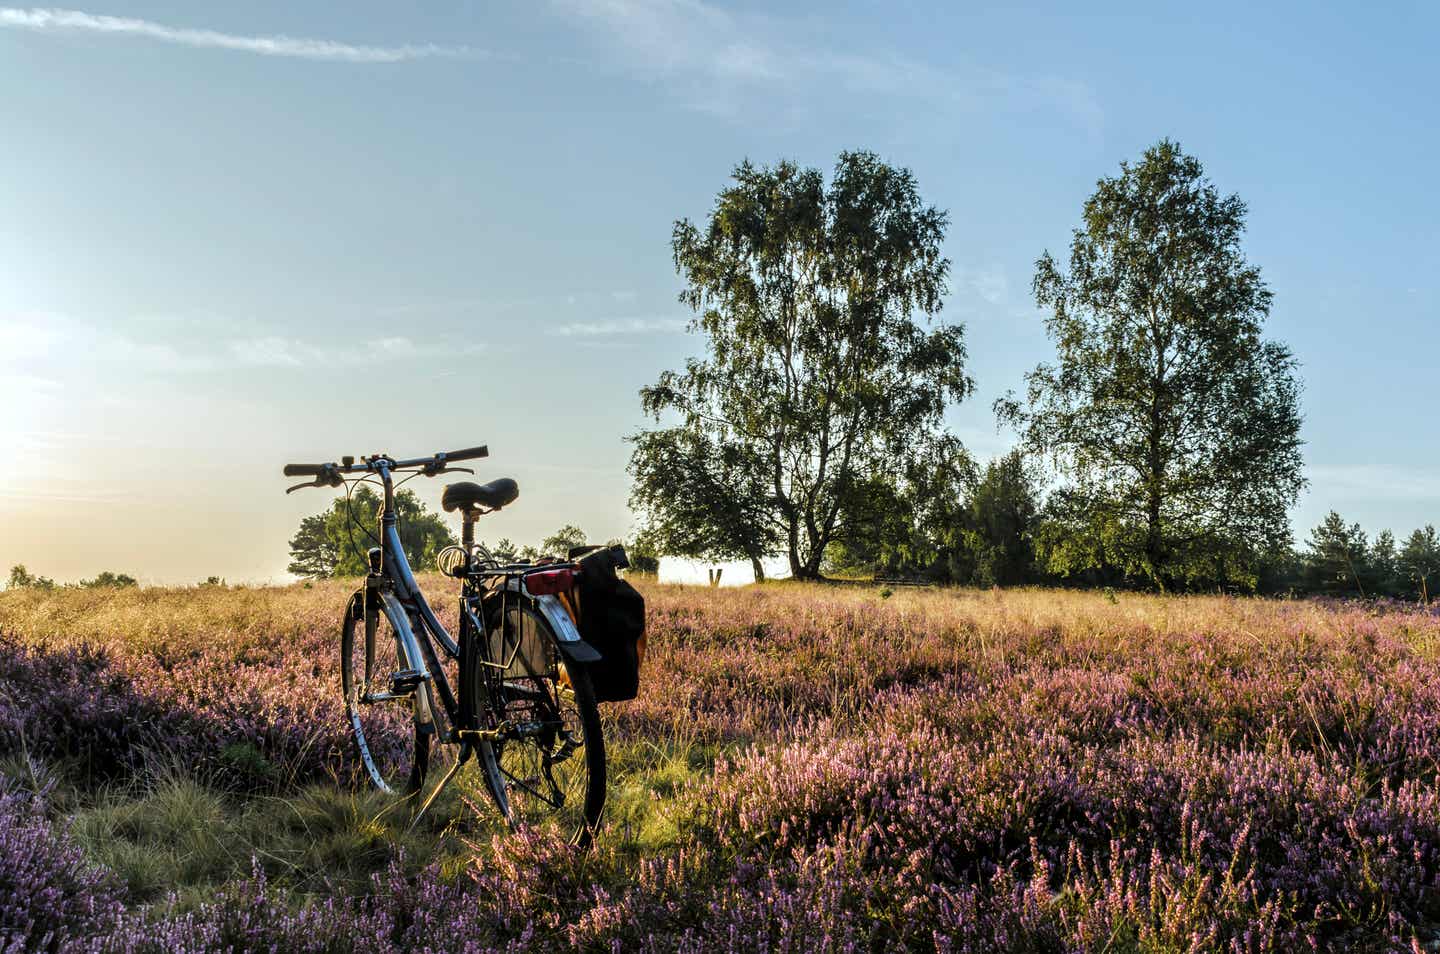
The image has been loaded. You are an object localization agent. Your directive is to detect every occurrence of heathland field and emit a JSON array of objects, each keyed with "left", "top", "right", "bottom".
[{"left": 2, "top": 580, "right": 1439, "bottom": 951}]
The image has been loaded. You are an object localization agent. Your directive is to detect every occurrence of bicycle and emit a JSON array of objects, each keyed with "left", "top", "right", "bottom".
[{"left": 282, "top": 445, "right": 606, "bottom": 843}]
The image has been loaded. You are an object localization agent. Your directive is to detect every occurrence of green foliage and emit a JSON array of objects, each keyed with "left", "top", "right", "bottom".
[
  {"left": 823, "top": 469, "right": 930, "bottom": 579},
  {"left": 488, "top": 538, "right": 520, "bottom": 561},
  {"left": 286, "top": 486, "right": 456, "bottom": 579},
  {"left": 635, "top": 151, "right": 971, "bottom": 580},
  {"left": 963, "top": 451, "right": 1040, "bottom": 586},
  {"left": 1303, "top": 511, "right": 1370, "bottom": 597},
  {"left": 540, "top": 525, "right": 588, "bottom": 558},
  {"left": 486, "top": 538, "right": 540, "bottom": 562},
  {"left": 1289, "top": 517, "right": 1440, "bottom": 602},
  {"left": 287, "top": 512, "right": 342, "bottom": 579},
  {"left": 1399, "top": 526, "right": 1440, "bottom": 604},
  {"left": 218, "top": 742, "right": 277, "bottom": 787},
  {"left": 1030, "top": 488, "right": 1127, "bottom": 585},
  {"left": 79, "top": 571, "right": 138, "bottom": 589},
  {"left": 1001, "top": 140, "right": 1304, "bottom": 591},
  {"left": 629, "top": 428, "right": 778, "bottom": 579},
  {"left": 625, "top": 537, "right": 661, "bottom": 575},
  {"left": 827, "top": 445, "right": 1044, "bottom": 588},
  {"left": 5, "top": 566, "right": 136, "bottom": 590},
  {"left": 822, "top": 437, "right": 975, "bottom": 581},
  {"left": 1368, "top": 529, "right": 1402, "bottom": 598},
  {"left": 7, "top": 564, "right": 55, "bottom": 590}
]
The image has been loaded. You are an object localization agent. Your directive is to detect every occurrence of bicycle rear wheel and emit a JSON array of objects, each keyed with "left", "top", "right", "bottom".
[
  {"left": 341, "top": 592, "right": 431, "bottom": 796},
  {"left": 476, "top": 600, "right": 605, "bottom": 843}
]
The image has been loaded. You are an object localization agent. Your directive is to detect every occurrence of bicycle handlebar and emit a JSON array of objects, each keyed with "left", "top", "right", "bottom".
[
  {"left": 281, "top": 445, "right": 489, "bottom": 483},
  {"left": 442, "top": 446, "right": 489, "bottom": 463}
]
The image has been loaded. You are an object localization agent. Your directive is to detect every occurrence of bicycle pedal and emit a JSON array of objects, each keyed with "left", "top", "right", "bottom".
[{"left": 389, "top": 669, "right": 428, "bottom": 694}]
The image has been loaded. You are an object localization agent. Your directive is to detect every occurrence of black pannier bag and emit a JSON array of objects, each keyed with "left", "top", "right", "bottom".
[{"left": 567, "top": 544, "right": 646, "bottom": 702}]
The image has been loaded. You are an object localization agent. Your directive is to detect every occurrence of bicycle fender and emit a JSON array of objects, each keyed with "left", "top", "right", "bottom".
[
  {"left": 557, "top": 638, "right": 603, "bottom": 664},
  {"left": 534, "top": 594, "right": 603, "bottom": 663}
]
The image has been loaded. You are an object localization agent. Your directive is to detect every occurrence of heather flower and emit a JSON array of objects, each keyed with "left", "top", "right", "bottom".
[
  {"left": 0, "top": 784, "right": 125, "bottom": 951},
  {"left": 3, "top": 581, "right": 1439, "bottom": 950}
]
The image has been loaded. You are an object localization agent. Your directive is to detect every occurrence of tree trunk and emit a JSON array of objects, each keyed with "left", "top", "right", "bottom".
[
  {"left": 751, "top": 555, "right": 766, "bottom": 583},
  {"left": 1145, "top": 490, "right": 1164, "bottom": 591},
  {"left": 787, "top": 516, "right": 803, "bottom": 580},
  {"left": 1145, "top": 309, "right": 1167, "bottom": 592}
]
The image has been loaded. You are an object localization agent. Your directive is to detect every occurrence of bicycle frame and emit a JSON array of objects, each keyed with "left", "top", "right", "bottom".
[{"left": 355, "top": 457, "right": 592, "bottom": 745}]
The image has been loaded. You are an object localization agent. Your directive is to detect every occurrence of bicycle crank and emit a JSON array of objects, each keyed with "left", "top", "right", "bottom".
[{"left": 389, "top": 668, "right": 427, "bottom": 693}]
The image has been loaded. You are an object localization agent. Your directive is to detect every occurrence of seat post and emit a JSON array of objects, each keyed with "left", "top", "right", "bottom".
[{"left": 461, "top": 509, "right": 477, "bottom": 551}]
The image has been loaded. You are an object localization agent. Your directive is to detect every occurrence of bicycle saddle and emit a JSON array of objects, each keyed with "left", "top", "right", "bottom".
[{"left": 442, "top": 478, "right": 518, "bottom": 513}]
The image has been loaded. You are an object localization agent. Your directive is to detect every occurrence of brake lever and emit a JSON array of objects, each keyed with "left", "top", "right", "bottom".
[
  {"left": 424, "top": 466, "right": 474, "bottom": 477},
  {"left": 285, "top": 473, "right": 345, "bottom": 494}
]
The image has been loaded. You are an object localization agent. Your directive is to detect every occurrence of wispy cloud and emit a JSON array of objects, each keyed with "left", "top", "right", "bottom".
[
  {"left": 0, "top": 7, "right": 471, "bottom": 62},
  {"left": 957, "top": 264, "right": 1010, "bottom": 306},
  {"left": 557, "top": 0, "right": 770, "bottom": 82},
  {"left": 3, "top": 315, "right": 480, "bottom": 372},
  {"left": 0, "top": 486, "right": 129, "bottom": 504},
  {"left": 552, "top": 0, "right": 1101, "bottom": 130},
  {"left": 549, "top": 317, "right": 689, "bottom": 337},
  {"left": 228, "top": 335, "right": 468, "bottom": 367}
]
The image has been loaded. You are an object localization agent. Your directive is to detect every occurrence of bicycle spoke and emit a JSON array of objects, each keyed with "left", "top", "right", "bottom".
[{"left": 342, "top": 595, "right": 429, "bottom": 796}]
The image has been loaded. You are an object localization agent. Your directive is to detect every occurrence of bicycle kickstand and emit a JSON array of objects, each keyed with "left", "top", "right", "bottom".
[{"left": 409, "top": 741, "right": 474, "bottom": 832}]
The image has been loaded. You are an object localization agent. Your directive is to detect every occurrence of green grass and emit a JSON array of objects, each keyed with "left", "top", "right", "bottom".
[
  {"left": 45, "top": 730, "right": 722, "bottom": 910},
  {"left": 64, "top": 767, "right": 467, "bottom": 905}
]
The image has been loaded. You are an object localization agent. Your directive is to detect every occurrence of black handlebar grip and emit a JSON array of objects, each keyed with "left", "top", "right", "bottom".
[
  {"left": 444, "top": 445, "right": 489, "bottom": 462},
  {"left": 283, "top": 463, "right": 327, "bottom": 477}
]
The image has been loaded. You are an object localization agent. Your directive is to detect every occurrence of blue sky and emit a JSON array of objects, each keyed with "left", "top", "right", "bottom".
[{"left": 2, "top": 1, "right": 1436, "bottom": 583}]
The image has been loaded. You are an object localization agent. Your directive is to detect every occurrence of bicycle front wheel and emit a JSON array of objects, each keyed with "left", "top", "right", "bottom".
[
  {"left": 341, "top": 592, "right": 431, "bottom": 796},
  {"left": 476, "top": 600, "right": 605, "bottom": 843}
]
